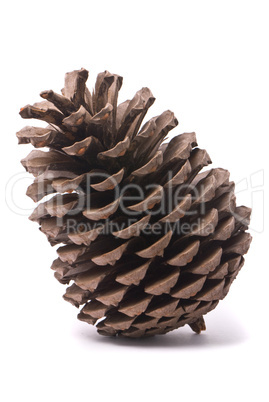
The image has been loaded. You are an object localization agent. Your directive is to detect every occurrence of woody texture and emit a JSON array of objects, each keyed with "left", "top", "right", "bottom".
[{"left": 17, "top": 68, "right": 252, "bottom": 338}]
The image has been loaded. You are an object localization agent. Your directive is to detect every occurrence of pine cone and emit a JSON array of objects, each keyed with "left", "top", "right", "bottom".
[{"left": 17, "top": 68, "right": 252, "bottom": 338}]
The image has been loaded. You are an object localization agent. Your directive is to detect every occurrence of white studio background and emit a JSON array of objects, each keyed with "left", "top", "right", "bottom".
[{"left": 1, "top": 1, "right": 268, "bottom": 401}]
